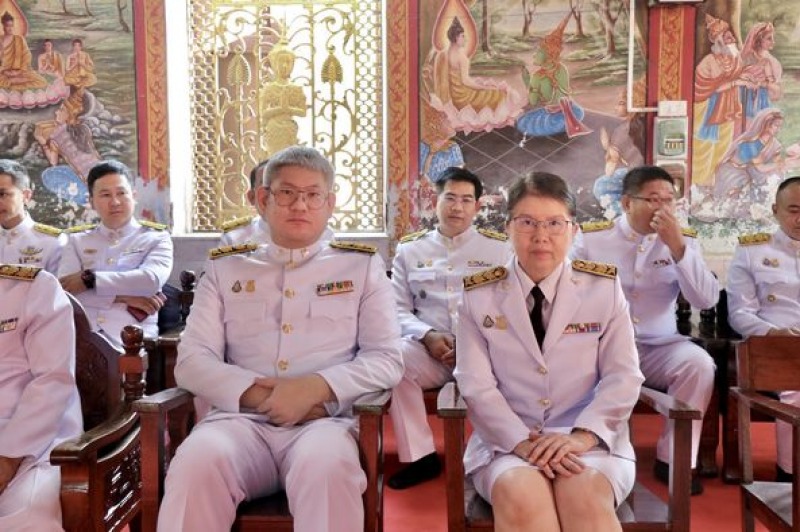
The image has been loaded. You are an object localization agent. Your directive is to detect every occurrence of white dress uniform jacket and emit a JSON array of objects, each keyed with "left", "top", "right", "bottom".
[
  {"left": 728, "top": 229, "right": 800, "bottom": 336},
  {"left": 0, "top": 214, "right": 66, "bottom": 275},
  {"left": 158, "top": 237, "right": 403, "bottom": 532},
  {"left": 389, "top": 226, "right": 512, "bottom": 463},
  {"left": 58, "top": 218, "right": 173, "bottom": 345},
  {"left": 455, "top": 258, "right": 643, "bottom": 501},
  {"left": 571, "top": 215, "right": 718, "bottom": 467},
  {"left": 0, "top": 266, "right": 82, "bottom": 530},
  {"left": 727, "top": 229, "right": 800, "bottom": 473}
]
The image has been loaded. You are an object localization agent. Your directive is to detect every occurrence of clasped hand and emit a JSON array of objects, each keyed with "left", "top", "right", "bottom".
[
  {"left": 513, "top": 431, "right": 597, "bottom": 480},
  {"left": 244, "top": 375, "right": 331, "bottom": 427},
  {"left": 422, "top": 330, "right": 456, "bottom": 369}
]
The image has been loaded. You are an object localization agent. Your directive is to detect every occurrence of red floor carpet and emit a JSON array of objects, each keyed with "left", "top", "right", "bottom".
[{"left": 383, "top": 414, "right": 776, "bottom": 531}]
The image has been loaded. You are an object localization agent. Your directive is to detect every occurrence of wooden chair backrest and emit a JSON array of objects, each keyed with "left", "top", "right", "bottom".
[
  {"left": 737, "top": 336, "right": 800, "bottom": 392},
  {"left": 67, "top": 292, "right": 122, "bottom": 430}
]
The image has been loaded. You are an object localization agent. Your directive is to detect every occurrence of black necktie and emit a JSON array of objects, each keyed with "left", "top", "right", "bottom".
[{"left": 530, "top": 286, "right": 545, "bottom": 348}]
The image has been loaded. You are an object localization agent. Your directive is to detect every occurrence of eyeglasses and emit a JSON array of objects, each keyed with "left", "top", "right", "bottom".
[
  {"left": 440, "top": 194, "right": 476, "bottom": 207},
  {"left": 510, "top": 217, "right": 573, "bottom": 235},
  {"left": 267, "top": 187, "right": 329, "bottom": 210},
  {"left": 630, "top": 196, "right": 676, "bottom": 208}
]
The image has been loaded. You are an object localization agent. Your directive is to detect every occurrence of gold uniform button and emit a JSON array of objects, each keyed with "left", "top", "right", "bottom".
[
  {"left": 97, "top": 317, "right": 105, "bottom": 324},
  {"left": 284, "top": 289, "right": 295, "bottom": 298},
  {"left": 540, "top": 398, "right": 551, "bottom": 407},
  {"left": 632, "top": 317, "right": 640, "bottom": 324},
  {"left": 534, "top": 424, "right": 543, "bottom": 432},
  {"left": 107, "top": 258, "right": 115, "bottom": 264},
  {"left": 282, "top": 323, "right": 293, "bottom": 334},
  {"left": 767, "top": 294, "right": 777, "bottom": 303},
  {"left": 538, "top": 367, "right": 548, "bottom": 375},
  {"left": 447, "top": 265, "right": 454, "bottom": 271},
  {"left": 277, "top": 360, "right": 289, "bottom": 371},
  {"left": 637, "top": 245, "right": 645, "bottom": 252}
]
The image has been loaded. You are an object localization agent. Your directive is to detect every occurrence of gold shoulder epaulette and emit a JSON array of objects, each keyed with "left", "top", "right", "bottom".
[
  {"left": 0, "top": 264, "right": 42, "bottom": 281},
  {"left": 140, "top": 219, "right": 167, "bottom": 231},
  {"left": 463, "top": 266, "right": 508, "bottom": 291},
  {"left": 330, "top": 241, "right": 377, "bottom": 254},
  {"left": 33, "top": 223, "right": 62, "bottom": 236},
  {"left": 221, "top": 215, "right": 254, "bottom": 232},
  {"left": 66, "top": 223, "right": 97, "bottom": 233},
  {"left": 478, "top": 228, "right": 508, "bottom": 241},
  {"left": 399, "top": 230, "right": 428, "bottom": 243},
  {"left": 738, "top": 233, "right": 771, "bottom": 246},
  {"left": 580, "top": 220, "right": 614, "bottom": 233},
  {"left": 681, "top": 227, "right": 698, "bottom": 238},
  {"left": 572, "top": 259, "right": 617, "bottom": 279},
  {"left": 208, "top": 243, "right": 258, "bottom": 260}
]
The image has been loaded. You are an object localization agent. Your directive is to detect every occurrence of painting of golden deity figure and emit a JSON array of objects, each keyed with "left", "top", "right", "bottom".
[
  {"left": 690, "top": 1, "right": 800, "bottom": 227},
  {"left": 412, "top": 0, "right": 649, "bottom": 229},
  {"left": 0, "top": 0, "right": 159, "bottom": 228}
]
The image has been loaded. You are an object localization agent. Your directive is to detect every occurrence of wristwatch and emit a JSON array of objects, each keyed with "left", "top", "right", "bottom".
[
  {"left": 572, "top": 427, "right": 604, "bottom": 449},
  {"left": 81, "top": 269, "right": 96, "bottom": 289}
]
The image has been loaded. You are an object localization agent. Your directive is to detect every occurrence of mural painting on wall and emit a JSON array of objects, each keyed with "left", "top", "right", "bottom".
[
  {"left": 0, "top": 0, "right": 158, "bottom": 229},
  {"left": 690, "top": 0, "right": 800, "bottom": 243},
  {"left": 415, "top": 0, "right": 649, "bottom": 230}
]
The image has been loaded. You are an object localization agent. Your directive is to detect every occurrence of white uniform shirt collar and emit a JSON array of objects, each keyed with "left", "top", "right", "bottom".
[
  {"left": 618, "top": 215, "right": 656, "bottom": 244},
  {"left": 98, "top": 218, "right": 139, "bottom": 240},
  {"left": 776, "top": 228, "right": 800, "bottom": 250},
  {"left": 264, "top": 234, "right": 326, "bottom": 266},
  {"left": 433, "top": 225, "right": 477, "bottom": 248},
  {"left": 1, "top": 212, "right": 33, "bottom": 237},
  {"left": 514, "top": 258, "right": 564, "bottom": 313}
]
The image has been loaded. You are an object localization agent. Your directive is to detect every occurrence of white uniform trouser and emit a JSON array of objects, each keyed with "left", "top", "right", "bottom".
[
  {"left": 389, "top": 338, "right": 452, "bottom": 463},
  {"left": 777, "top": 391, "right": 800, "bottom": 473},
  {"left": 158, "top": 416, "right": 366, "bottom": 532},
  {"left": 637, "top": 339, "right": 715, "bottom": 468},
  {"left": 0, "top": 459, "right": 63, "bottom": 532}
]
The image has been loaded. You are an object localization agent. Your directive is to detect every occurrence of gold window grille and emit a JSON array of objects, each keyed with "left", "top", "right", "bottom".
[{"left": 188, "top": 0, "right": 385, "bottom": 233}]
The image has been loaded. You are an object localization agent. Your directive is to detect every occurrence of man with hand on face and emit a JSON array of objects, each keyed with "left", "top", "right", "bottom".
[
  {"left": 571, "top": 165, "right": 718, "bottom": 495},
  {"left": 58, "top": 160, "right": 173, "bottom": 348},
  {"left": 727, "top": 176, "right": 800, "bottom": 481},
  {"left": 0, "top": 159, "right": 66, "bottom": 274},
  {"left": 157, "top": 146, "right": 403, "bottom": 532},
  {"left": 388, "top": 166, "right": 512, "bottom": 490}
]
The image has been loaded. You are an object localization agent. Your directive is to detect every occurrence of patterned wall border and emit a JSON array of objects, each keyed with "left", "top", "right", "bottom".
[{"left": 134, "top": 0, "right": 169, "bottom": 189}]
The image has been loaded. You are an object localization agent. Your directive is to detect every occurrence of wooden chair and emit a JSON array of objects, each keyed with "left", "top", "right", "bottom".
[
  {"left": 143, "top": 270, "right": 196, "bottom": 394},
  {"left": 437, "top": 381, "right": 701, "bottom": 532},
  {"left": 51, "top": 293, "right": 147, "bottom": 532},
  {"left": 133, "top": 387, "right": 390, "bottom": 532},
  {"left": 733, "top": 336, "right": 800, "bottom": 532}
]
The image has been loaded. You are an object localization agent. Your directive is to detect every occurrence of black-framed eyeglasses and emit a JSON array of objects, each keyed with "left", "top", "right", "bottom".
[
  {"left": 630, "top": 196, "right": 676, "bottom": 208},
  {"left": 267, "top": 187, "right": 329, "bottom": 210},
  {"left": 510, "top": 217, "right": 574, "bottom": 235}
]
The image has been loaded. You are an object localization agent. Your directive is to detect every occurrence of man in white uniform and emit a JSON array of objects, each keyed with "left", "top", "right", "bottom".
[
  {"left": 727, "top": 176, "right": 800, "bottom": 481},
  {"left": 0, "top": 160, "right": 66, "bottom": 274},
  {"left": 0, "top": 265, "right": 82, "bottom": 531},
  {"left": 571, "top": 165, "right": 718, "bottom": 495},
  {"left": 388, "top": 166, "right": 511, "bottom": 489},
  {"left": 58, "top": 160, "right": 173, "bottom": 348},
  {"left": 157, "top": 146, "right": 403, "bottom": 531}
]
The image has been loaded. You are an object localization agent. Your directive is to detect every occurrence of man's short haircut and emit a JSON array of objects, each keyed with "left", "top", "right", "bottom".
[
  {"left": 262, "top": 146, "right": 334, "bottom": 188},
  {"left": 87, "top": 160, "right": 134, "bottom": 195},
  {"left": 249, "top": 159, "right": 269, "bottom": 189},
  {"left": 0, "top": 159, "right": 31, "bottom": 190},
  {"left": 621, "top": 165, "right": 675, "bottom": 196},
  {"left": 506, "top": 171, "right": 576, "bottom": 220},
  {"left": 776, "top": 176, "right": 800, "bottom": 199},
  {"left": 435, "top": 166, "right": 484, "bottom": 199}
]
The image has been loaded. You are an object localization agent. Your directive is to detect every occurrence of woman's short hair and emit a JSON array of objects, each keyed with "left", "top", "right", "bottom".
[
  {"left": 506, "top": 171, "right": 576, "bottom": 219},
  {"left": 261, "top": 146, "right": 335, "bottom": 189}
]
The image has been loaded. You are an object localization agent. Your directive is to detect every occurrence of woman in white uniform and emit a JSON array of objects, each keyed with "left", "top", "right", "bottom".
[{"left": 455, "top": 171, "right": 644, "bottom": 531}]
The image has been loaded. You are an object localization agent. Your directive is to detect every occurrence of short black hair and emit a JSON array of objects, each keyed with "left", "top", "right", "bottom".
[
  {"left": 621, "top": 165, "right": 675, "bottom": 196},
  {"left": 435, "top": 166, "right": 483, "bottom": 199},
  {"left": 249, "top": 159, "right": 269, "bottom": 189},
  {"left": 0, "top": 159, "right": 31, "bottom": 190},
  {"left": 506, "top": 171, "right": 576, "bottom": 219},
  {"left": 87, "top": 160, "right": 133, "bottom": 195},
  {"left": 777, "top": 176, "right": 800, "bottom": 198}
]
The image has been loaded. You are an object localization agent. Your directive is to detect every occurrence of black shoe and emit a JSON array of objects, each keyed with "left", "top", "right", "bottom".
[
  {"left": 653, "top": 459, "right": 704, "bottom": 496},
  {"left": 388, "top": 453, "right": 442, "bottom": 490},
  {"left": 776, "top": 466, "right": 794, "bottom": 482}
]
